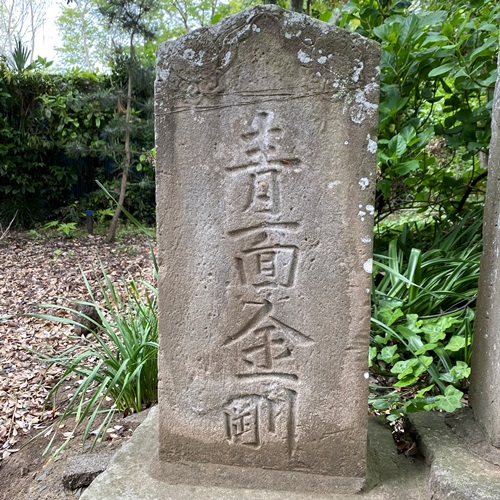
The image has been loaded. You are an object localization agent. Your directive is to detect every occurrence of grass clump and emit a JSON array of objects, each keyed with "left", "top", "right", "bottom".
[{"left": 31, "top": 247, "right": 158, "bottom": 456}]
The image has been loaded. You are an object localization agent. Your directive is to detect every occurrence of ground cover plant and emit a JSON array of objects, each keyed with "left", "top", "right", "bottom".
[
  {"left": 0, "top": 226, "right": 154, "bottom": 448},
  {"left": 369, "top": 209, "right": 482, "bottom": 420}
]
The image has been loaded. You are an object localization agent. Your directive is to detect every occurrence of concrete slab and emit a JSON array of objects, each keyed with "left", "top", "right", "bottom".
[
  {"left": 409, "top": 409, "right": 500, "bottom": 499},
  {"left": 81, "top": 406, "right": 430, "bottom": 499}
]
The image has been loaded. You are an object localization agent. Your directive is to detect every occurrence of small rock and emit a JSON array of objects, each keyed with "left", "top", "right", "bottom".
[
  {"left": 72, "top": 303, "right": 102, "bottom": 336},
  {"left": 62, "top": 453, "right": 113, "bottom": 490}
]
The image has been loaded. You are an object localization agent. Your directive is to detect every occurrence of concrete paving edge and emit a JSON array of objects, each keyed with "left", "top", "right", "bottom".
[
  {"left": 408, "top": 410, "right": 500, "bottom": 499},
  {"left": 80, "top": 406, "right": 429, "bottom": 500}
]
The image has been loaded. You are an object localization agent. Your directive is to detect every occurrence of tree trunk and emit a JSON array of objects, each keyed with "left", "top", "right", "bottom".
[
  {"left": 106, "top": 56, "right": 133, "bottom": 243},
  {"left": 29, "top": 0, "right": 34, "bottom": 62},
  {"left": 290, "top": 0, "right": 303, "bottom": 13},
  {"left": 480, "top": 150, "right": 489, "bottom": 171},
  {"left": 80, "top": 6, "right": 91, "bottom": 72},
  {"left": 6, "top": 0, "right": 16, "bottom": 53}
]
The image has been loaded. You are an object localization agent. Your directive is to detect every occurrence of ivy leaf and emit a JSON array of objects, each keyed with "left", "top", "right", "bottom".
[
  {"left": 421, "top": 316, "right": 459, "bottom": 343},
  {"left": 440, "top": 361, "right": 471, "bottom": 384},
  {"left": 414, "top": 342, "right": 438, "bottom": 355},
  {"left": 378, "top": 345, "right": 399, "bottom": 364},
  {"left": 444, "top": 336, "right": 466, "bottom": 351},
  {"left": 391, "top": 358, "right": 419, "bottom": 377},
  {"left": 433, "top": 385, "right": 463, "bottom": 412},
  {"left": 377, "top": 305, "right": 404, "bottom": 327}
]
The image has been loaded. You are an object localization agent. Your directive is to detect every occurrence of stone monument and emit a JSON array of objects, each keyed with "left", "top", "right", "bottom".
[
  {"left": 154, "top": 5, "right": 379, "bottom": 493},
  {"left": 469, "top": 39, "right": 500, "bottom": 449}
]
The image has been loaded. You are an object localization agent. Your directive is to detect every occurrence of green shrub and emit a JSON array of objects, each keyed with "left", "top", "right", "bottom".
[{"left": 370, "top": 209, "right": 481, "bottom": 420}]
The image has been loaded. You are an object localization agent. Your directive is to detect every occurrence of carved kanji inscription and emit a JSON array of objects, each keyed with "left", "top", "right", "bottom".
[{"left": 224, "top": 388, "right": 297, "bottom": 456}]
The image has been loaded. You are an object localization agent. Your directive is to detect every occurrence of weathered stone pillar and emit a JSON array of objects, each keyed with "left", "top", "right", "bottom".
[
  {"left": 154, "top": 5, "right": 379, "bottom": 493},
  {"left": 469, "top": 40, "right": 500, "bottom": 448}
]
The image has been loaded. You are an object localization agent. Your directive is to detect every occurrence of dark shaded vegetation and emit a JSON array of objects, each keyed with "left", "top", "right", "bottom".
[{"left": 0, "top": 45, "right": 155, "bottom": 229}]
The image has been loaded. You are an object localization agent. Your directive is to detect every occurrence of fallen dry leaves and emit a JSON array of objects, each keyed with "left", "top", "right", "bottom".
[{"left": 0, "top": 231, "right": 154, "bottom": 465}]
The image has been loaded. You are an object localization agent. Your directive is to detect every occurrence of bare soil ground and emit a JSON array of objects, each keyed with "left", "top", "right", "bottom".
[{"left": 0, "top": 229, "right": 155, "bottom": 499}]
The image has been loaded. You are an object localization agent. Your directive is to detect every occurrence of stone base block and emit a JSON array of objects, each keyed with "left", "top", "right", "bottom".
[
  {"left": 63, "top": 452, "right": 113, "bottom": 490},
  {"left": 150, "top": 458, "right": 364, "bottom": 495},
  {"left": 408, "top": 409, "right": 500, "bottom": 499},
  {"left": 80, "top": 406, "right": 430, "bottom": 500}
]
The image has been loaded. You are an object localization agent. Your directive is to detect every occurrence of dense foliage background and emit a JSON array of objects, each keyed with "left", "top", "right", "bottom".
[
  {"left": 1, "top": 0, "right": 499, "bottom": 419},
  {"left": 0, "top": 46, "right": 155, "bottom": 228}
]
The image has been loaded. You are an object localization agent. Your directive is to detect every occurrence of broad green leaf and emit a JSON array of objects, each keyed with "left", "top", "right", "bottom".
[
  {"left": 396, "top": 160, "right": 419, "bottom": 175},
  {"left": 434, "top": 385, "right": 463, "bottom": 412},
  {"left": 319, "top": 11, "right": 332, "bottom": 22},
  {"left": 377, "top": 179, "right": 391, "bottom": 198},
  {"left": 421, "top": 316, "right": 459, "bottom": 343},
  {"left": 405, "top": 314, "right": 422, "bottom": 333},
  {"left": 428, "top": 62, "right": 455, "bottom": 78},
  {"left": 370, "top": 398, "right": 392, "bottom": 411},
  {"left": 391, "top": 358, "right": 419, "bottom": 376},
  {"left": 469, "top": 37, "right": 497, "bottom": 64},
  {"left": 407, "top": 335, "right": 425, "bottom": 353},
  {"left": 400, "top": 125, "right": 417, "bottom": 145},
  {"left": 388, "top": 134, "right": 407, "bottom": 157},
  {"left": 393, "top": 374, "right": 419, "bottom": 387},
  {"left": 378, "top": 345, "right": 399, "bottom": 364},
  {"left": 211, "top": 13, "right": 223, "bottom": 24},
  {"left": 373, "top": 334, "right": 390, "bottom": 346},
  {"left": 440, "top": 361, "right": 471, "bottom": 384},
  {"left": 445, "top": 336, "right": 466, "bottom": 351},
  {"left": 422, "top": 34, "right": 449, "bottom": 46},
  {"left": 414, "top": 343, "right": 438, "bottom": 355},
  {"left": 418, "top": 355, "right": 434, "bottom": 368},
  {"left": 378, "top": 306, "right": 405, "bottom": 327},
  {"left": 416, "top": 384, "right": 435, "bottom": 397},
  {"left": 477, "top": 23, "right": 498, "bottom": 33},
  {"left": 396, "top": 325, "right": 420, "bottom": 341}
]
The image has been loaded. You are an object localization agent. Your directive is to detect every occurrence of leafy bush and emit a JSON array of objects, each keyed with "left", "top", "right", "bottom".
[
  {"left": 370, "top": 210, "right": 482, "bottom": 420},
  {"left": 0, "top": 49, "right": 155, "bottom": 229},
  {"left": 335, "top": 0, "right": 498, "bottom": 221}
]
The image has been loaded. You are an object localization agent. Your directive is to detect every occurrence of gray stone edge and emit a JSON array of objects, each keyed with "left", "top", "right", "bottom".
[
  {"left": 62, "top": 452, "right": 113, "bottom": 489},
  {"left": 81, "top": 405, "right": 431, "bottom": 500},
  {"left": 82, "top": 406, "right": 367, "bottom": 499},
  {"left": 408, "top": 411, "right": 500, "bottom": 500}
]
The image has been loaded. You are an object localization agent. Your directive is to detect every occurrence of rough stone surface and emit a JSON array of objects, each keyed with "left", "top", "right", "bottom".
[
  {"left": 81, "top": 405, "right": 430, "bottom": 500},
  {"left": 154, "top": 5, "right": 379, "bottom": 491},
  {"left": 409, "top": 410, "right": 500, "bottom": 499},
  {"left": 62, "top": 452, "right": 113, "bottom": 490},
  {"left": 469, "top": 34, "right": 500, "bottom": 448},
  {"left": 444, "top": 407, "right": 500, "bottom": 466}
]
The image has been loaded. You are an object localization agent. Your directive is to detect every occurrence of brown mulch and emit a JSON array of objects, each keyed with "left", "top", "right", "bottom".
[{"left": 0, "top": 230, "right": 155, "bottom": 466}]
